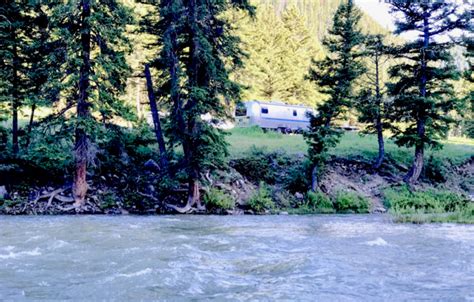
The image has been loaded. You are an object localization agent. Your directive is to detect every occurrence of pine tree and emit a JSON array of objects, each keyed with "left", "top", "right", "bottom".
[
  {"left": 50, "top": 0, "right": 134, "bottom": 206},
  {"left": 387, "top": 1, "right": 471, "bottom": 183},
  {"left": 143, "top": 0, "right": 253, "bottom": 211},
  {"left": 305, "top": 0, "right": 366, "bottom": 191},
  {"left": 0, "top": 3, "right": 35, "bottom": 154},
  {"left": 356, "top": 34, "right": 392, "bottom": 169}
]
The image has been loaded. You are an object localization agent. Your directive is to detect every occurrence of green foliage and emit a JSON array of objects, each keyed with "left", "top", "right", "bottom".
[
  {"left": 98, "top": 191, "right": 118, "bottom": 210},
  {"left": 383, "top": 186, "right": 469, "bottom": 214},
  {"left": 233, "top": 5, "right": 322, "bottom": 105},
  {"left": 203, "top": 188, "right": 235, "bottom": 211},
  {"left": 334, "top": 191, "right": 370, "bottom": 213},
  {"left": 232, "top": 146, "right": 278, "bottom": 184},
  {"left": 305, "top": 0, "right": 366, "bottom": 177},
  {"left": 387, "top": 1, "right": 471, "bottom": 182},
  {"left": 143, "top": 0, "right": 253, "bottom": 196},
  {"left": 304, "top": 191, "right": 334, "bottom": 213},
  {"left": 384, "top": 185, "right": 473, "bottom": 224},
  {"left": 248, "top": 182, "right": 275, "bottom": 213},
  {"left": 282, "top": 159, "right": 311, "bottom": 194}
]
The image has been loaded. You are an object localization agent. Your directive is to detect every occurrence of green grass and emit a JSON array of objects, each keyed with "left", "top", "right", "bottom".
[
  {"left": 226, "top": 127, "right": 474, "bottom": 165},
  {"left": 383, "top": 186, "right": 474, "bottom": 224}
]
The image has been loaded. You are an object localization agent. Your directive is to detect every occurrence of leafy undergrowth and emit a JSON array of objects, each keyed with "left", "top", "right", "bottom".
[
  {"left": 383, "top": 186, "right": 474, "bottom": 224},
  {"left": 287, "top": 190, "right": 370, "bottom": 214}
]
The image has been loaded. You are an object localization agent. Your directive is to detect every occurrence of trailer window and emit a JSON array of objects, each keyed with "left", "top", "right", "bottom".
[
  {"left": 261, "top": 107, "right": 268, "bottom": 114},
  {"left": 293, "top": 110, "right": 297, "bottom": 117}
]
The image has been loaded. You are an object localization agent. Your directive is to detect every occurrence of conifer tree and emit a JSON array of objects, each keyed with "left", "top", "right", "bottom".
[
  {"left": 356, "top": 34, "right": 392, "bottom": 169},
  {"left": 0, "top": 3, "right": 35, "bottom": 154},
  {"left": 305, "top": 0, "right": 366, "bottom": 191},
  {"left": 50, "top": 0, "right": 133, "bottom": 206},
  {"left": 143, "top": 0, "right": 253, "bottom": 211},
  {"left": 387, "top": 1, "right": 471, "bottom": 183}
]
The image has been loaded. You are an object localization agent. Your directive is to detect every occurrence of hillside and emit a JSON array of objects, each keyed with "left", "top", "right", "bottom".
[{"left": 231, "top": 0, "right": 395, "bottom": 107}]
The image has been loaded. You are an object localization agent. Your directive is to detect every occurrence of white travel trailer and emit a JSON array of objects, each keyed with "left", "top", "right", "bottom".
[{"left": 236, "top": 100, "right": 314, "bottom": 132}]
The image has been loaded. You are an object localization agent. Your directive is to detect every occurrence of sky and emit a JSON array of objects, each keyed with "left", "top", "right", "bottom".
[
  {"left": 354, "top": 0, "right": 395, "bottom": 31},
  {"left": 354, "top": 0, "right": 472, "bottom": 41}
]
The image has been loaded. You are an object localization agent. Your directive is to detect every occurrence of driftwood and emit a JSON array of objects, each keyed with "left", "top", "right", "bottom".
[{"left": 32, "top": 188, "right": 74, "bottom": 208}]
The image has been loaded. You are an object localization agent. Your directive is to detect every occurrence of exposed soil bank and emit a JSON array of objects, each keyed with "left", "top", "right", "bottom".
[{"left": 1, "top": 155, "right": 472, "bottom": 215}]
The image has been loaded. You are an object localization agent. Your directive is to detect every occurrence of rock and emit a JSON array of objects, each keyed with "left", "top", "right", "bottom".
[
  {"left": 372, "top": 207, "right": 387, "bottom": 214},
  {"left": 295, "top": 192, "right": 304, "bottom": 199},
  {"left": 279, "top": 211, "right": 289, "bottom": 215}
]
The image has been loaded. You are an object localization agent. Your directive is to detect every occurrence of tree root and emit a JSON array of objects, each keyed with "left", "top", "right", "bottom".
[
  {"left": 165, "top": 202, "right": 196, "bottom": 214},
  {"left": 32, "top": 187, "right": 74, "bottom": 209}
]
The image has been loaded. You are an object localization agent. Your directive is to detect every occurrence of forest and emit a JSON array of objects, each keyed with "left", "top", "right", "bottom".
[{"left": 0, "top": 0, "right": 473, "bottom": 223}]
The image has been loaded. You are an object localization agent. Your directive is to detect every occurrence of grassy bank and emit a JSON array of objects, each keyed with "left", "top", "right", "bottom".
[
  {"left": 226, "top": 127, "right": 474, "bottom": 165},
  {"left": 384, "top": 186, "right": 474, "bottom": 224}
]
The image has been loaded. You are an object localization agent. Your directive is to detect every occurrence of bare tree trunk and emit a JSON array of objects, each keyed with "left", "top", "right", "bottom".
[
  {"left": 144, "top": 64, "right": 168, "bottom": 171},
  {"left": 73, "top": 0, "right": 91, "bottom": 207}
]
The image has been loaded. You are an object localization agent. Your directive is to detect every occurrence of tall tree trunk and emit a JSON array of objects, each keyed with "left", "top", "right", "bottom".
[
  {"left": 73, "top": 0, "right": 91, "bottom": 207},
  {"left": 374, "top": 118, "right": 385, "bottom": 169},
  {"left": 404, "top": 131, "right": 424, "bottom": 184},
  {"left": 12, "top": 32, "right": 19, "bottom": 154},
  {"left": 136, "top": 78, "right": 141, "bottom": 119},
  {"left": 311, "top": 165, "right": 319, "bottom": 192},
  {"left": 185, "top": 0, "right": 202, "bottom": 208},
  {"left": 373, "top": 49, "right": 384, "bottom": 169},
  {"left": 405, "top": 9, "right": 429, "bottom": 183},
  {"left": 25, "top": 103, "right": 36, "bottom": 148},
  {"left": 144, "top": 64, "right": 168, "bottom": 171}
]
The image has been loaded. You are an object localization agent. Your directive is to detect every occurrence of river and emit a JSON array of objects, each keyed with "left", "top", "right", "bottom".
[{"left": 1, "top": 215, "right": 473, "bottom": 301}]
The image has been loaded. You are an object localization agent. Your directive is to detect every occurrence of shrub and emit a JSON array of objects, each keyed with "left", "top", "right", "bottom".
[
  {"left": 423, "top": 156, "right": 450, "bottom": 183},
  {"left": 248, "top": 182, "right": 275, "bottom": 213},
  {"left": 334, "top": 191, "right": 370, "bottom": 213},
  {"left": 383, "top": 186, "right": 469, "bottom": 215},
  {"left": 203, "top": 188, "right": 235, "bottom": 211},
  {"left": 232, "top": 146, "right": 278, "bottom": 183},
  {"left": 283, "top": 159, "right": 311, "bottom": 194},
  {"left": 304, "top": 191, "right": 335, "bottom": 213}
]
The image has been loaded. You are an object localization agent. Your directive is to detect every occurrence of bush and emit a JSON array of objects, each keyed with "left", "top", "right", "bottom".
[
  {"left": 383, "top": 186, "right": 469, "bottom": 215},
  {"left": 334, "top": 191, "right": 370, "bottom": 213},
  {"left": 232, "top": 146, "right": 277, "bottom": 183},
  {"left": 203, "top": 188, "right": 235, "bottom": 211},
  {"left": 248, "top": 182, "right": 275, "bottom": 213},
  {"left": 283, "top": 159, "right": 311, "bottom": 194},
  {"left": 423, "top": 156, "right": 450, "bottom": 183},
  {"left": 303, "top": 191, "right": 335, "bottom": 213}
]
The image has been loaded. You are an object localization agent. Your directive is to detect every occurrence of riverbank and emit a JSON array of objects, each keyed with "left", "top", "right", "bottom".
[{"left": 1, "top": 129, "right": 473, "bottom": 222}]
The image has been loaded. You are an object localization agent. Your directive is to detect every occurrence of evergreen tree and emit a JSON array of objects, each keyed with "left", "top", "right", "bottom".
[
  {"left": 233, "top": 4, "right": 322, "bottom": 105},
  {"left": 50, "top": 0, "right": 134, "bottom": 206},
  {"left": 356, "top": 34, "right": 392, "bottom": 169},
  {"left": 0, "top": 3, "right": 35, "bottom": 154},
  {"left": 143, "top": 0, "right": 253, "bottom": 211},
  {"left": 387, "top": 1, "right": 471, "bottom": 183},
  {"left": 305, "top": 0, "right": 366, "bottom": 191}
]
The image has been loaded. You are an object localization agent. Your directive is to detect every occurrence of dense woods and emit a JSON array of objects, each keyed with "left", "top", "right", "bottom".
[{"left": 0, "top": 0, "right": 472, "bottom": 219}]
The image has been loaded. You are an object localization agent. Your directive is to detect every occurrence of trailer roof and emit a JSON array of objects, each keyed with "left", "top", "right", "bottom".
[{"left": 245, "top": 100, "right": 313, "bottom": 109}]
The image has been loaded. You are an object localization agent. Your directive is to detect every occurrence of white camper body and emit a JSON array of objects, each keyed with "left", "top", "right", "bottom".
[{"left": 237, "top": 101, "right": 313, "bottom": 132}]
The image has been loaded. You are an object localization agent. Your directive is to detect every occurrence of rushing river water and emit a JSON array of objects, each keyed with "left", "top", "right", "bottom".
[{"left": 1, "top": 215, "right": 473, "bottom": 301}]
